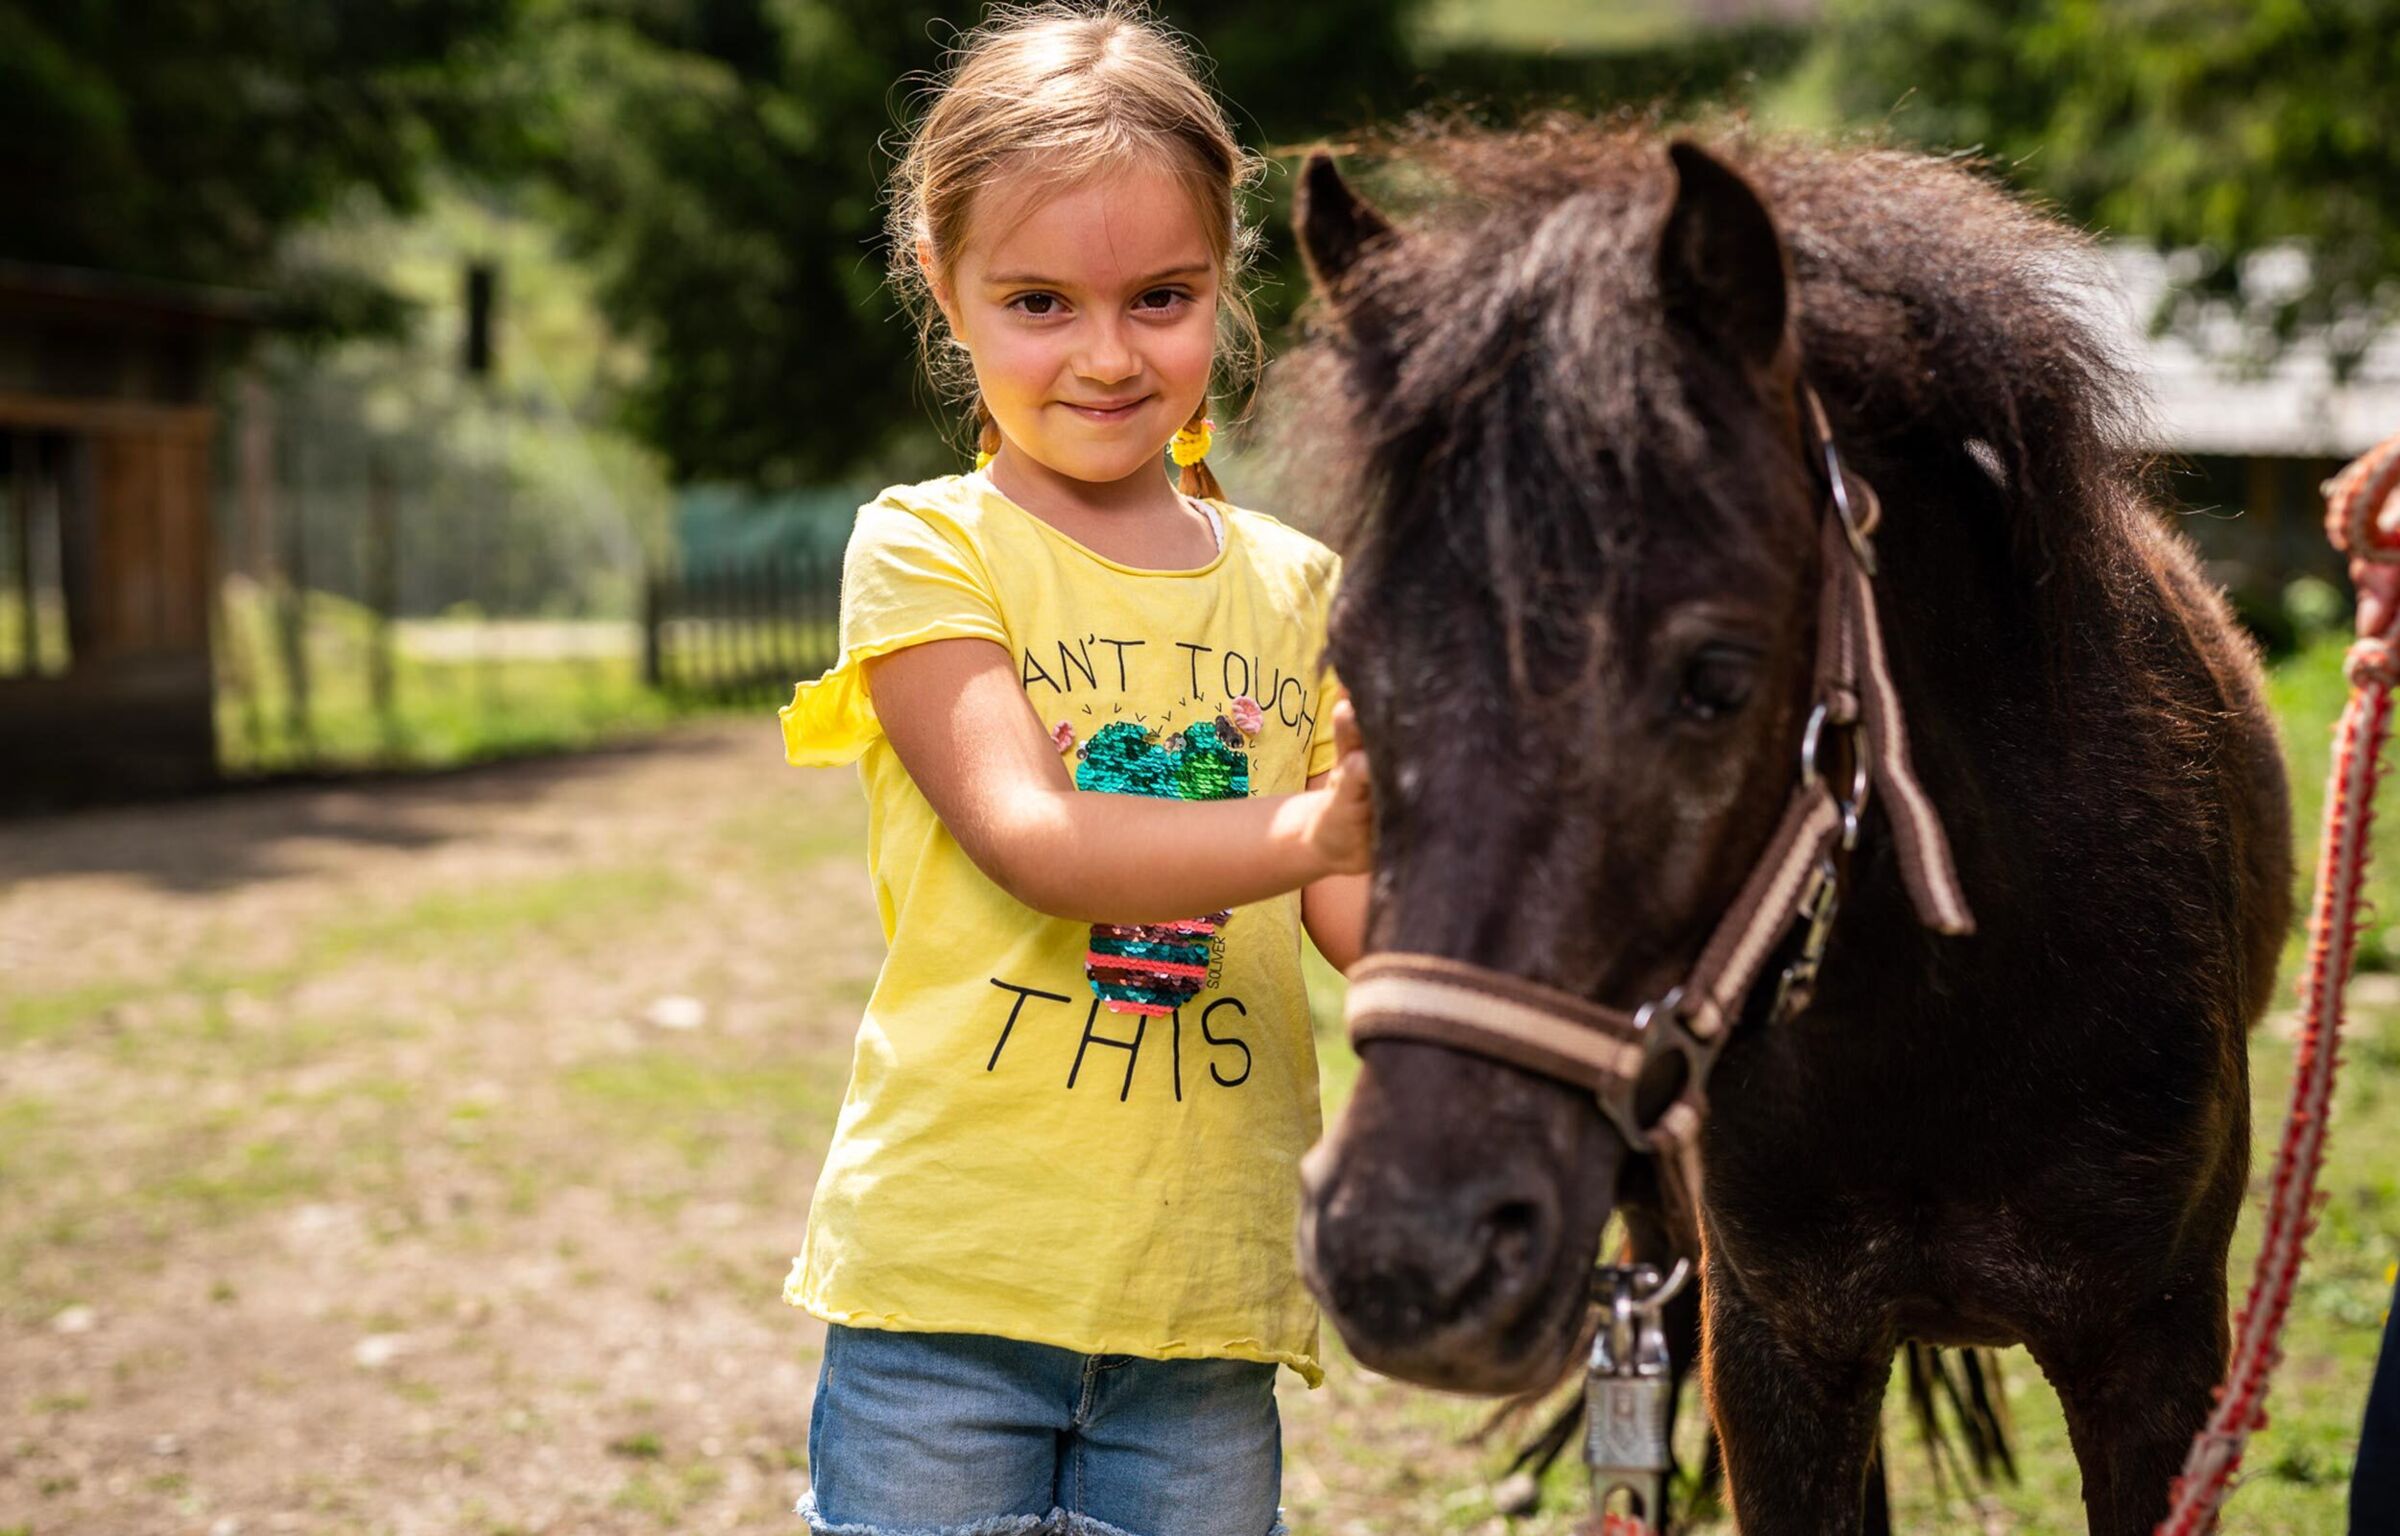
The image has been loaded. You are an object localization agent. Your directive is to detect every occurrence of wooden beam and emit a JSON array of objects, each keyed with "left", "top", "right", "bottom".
[{"left": 0, "top": 392, "right": 213, "bottom": 439}]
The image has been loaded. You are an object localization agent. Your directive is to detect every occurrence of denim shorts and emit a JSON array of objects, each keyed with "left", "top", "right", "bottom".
[{"left": 796, "top": 1323, "right": 1287, "bottom": 1536}]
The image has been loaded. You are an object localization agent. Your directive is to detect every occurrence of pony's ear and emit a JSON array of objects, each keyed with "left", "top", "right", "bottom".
[
  {"left": 1657, "top": 141, "right": 1791, "bottom": 369},
  {"left": 1296, "top": 151, "right": 1395, "bottom": 306}
]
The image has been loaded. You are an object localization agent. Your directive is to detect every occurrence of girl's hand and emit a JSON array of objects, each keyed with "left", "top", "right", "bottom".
[{"left": 1308, "top": 698, "right": 1375, "bottom": 875}]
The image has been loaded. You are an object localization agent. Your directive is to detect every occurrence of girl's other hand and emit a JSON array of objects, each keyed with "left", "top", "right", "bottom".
[{"left": 1309, "top": 699, "right": 1375, "bottom": 875}]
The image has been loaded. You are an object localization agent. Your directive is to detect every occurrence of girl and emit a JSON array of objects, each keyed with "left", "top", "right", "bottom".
[{"left": 776, "top": 6, "right": 1372, "bottom": 1534}]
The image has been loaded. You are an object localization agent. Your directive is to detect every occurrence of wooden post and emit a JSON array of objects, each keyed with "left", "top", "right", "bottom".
[
  {"left": 229, "top": 376, "right": 274, "bottom": 762},
  {"left": 366, "top": 451, "right": 399, "bottom": 753},
  {"left": 277, "top": 416, "right": 312, "bottom": 756},
  {"left": 641, "top": 568, "right": 662, "bottom": 690},
  {"left": 9, "top": 432, "right": 34, "bottom": 672}
]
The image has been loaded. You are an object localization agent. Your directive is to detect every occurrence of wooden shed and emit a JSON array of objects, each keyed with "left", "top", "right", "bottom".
[{"left": 0, "top": 262, "right": 271, "bottom": 806}]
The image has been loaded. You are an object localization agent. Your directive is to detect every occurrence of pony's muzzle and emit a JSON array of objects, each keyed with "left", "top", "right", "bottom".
[{"left": 1297, "top": 1105, "right": 1575, "bottom": 1392}]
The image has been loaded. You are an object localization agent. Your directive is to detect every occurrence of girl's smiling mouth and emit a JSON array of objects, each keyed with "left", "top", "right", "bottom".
[{"left": 1061, "top": 395, "right": 1151, "bottom": 423}]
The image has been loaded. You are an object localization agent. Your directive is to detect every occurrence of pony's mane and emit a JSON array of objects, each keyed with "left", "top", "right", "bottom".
[{"left": 1264, "top": 117, "right": 2150, "bottom": 636}]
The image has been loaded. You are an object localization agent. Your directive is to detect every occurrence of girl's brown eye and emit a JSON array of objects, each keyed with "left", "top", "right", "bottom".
[{"left": 1014, "top": 293, "right": 1058, "bottom": 316}]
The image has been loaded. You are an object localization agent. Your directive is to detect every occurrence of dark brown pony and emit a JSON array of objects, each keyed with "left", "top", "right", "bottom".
[{"left": 1280, "top": 123, "right": 2293, "bottom": 1536}]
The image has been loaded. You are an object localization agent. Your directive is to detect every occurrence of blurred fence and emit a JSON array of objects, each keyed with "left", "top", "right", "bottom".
[
  {"left": 642, "top": 554, "right": 840, "bottom": 705},
  {"left": 206, "top": 311, "right": 681, "bottom": 773}
]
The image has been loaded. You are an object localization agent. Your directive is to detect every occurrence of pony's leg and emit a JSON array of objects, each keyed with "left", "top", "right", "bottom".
[
  {"left": 2036, "top": 1276, "right": 2230, "bottom": 1536},
  {"left": 1703, "top": 1263, "right": 1889, "bottom": 1536}
]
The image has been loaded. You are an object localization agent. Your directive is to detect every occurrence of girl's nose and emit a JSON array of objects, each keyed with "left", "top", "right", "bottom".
[{"left": 1072, "top": 318, "right": 1139, "bottom": 385}]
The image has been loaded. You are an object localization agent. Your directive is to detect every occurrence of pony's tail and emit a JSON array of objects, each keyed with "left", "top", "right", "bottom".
[{"left": 1901, "top": 1342, "right": 2019, "bottom": 1492}]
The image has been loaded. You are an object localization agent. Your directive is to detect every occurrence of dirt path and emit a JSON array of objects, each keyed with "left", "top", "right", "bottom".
[
  {"left": 0, "top": 723, "right": 1552, "bottom": 1536},
  {"left": 2, "top": 725, "right": 888, "bottom": 1536}
]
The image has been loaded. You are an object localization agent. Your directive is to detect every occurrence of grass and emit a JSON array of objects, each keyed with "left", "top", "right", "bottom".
[
  {"left": 207, "top": 577, "right": 836, "bottom": 774},
  {"left": 214, "top": 580, "right": 688, "bottom": 773},
  {"left": 6, "top": 610, "right": 2396, "bottom": 1532},
  {"left": 0, "top": 589, "right": 70, "bottom": 676}
]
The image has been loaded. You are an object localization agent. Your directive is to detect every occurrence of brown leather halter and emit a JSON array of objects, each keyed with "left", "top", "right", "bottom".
[{"left": 1344, "top": 382, "right": 1976, "bottom": 1228}]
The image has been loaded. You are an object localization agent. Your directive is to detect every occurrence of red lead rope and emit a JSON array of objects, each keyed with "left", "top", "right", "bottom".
[{"left": 2155, "top": 434, "right": 2400, "bottom": 1536}]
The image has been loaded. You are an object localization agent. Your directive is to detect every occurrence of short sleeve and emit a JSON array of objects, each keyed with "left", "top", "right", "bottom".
[{"left": 778, "top": 497, "right": 1009, "bottom": 767}]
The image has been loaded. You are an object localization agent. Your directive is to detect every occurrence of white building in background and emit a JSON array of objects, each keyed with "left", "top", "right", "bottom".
[
  {"left": 2089, "top": 245, "right": 2400, "bottom": 636},
  {"left": 2098, "top": 245, "right": 2400, "bottom": 460}
]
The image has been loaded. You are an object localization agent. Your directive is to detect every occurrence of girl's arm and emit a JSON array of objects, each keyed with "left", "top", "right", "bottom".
[{"left": 864, "top": 637, "right": 1373, "bottom": 925}]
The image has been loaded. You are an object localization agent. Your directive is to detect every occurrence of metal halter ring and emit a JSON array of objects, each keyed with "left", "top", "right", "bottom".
[
  {"left": 1822, "top": 436, "right": 1878, "bottom": 575},
  {"left": 1799, "top": 702, "right": 1870, "bottom": 850},
  {"left": 1599, "top": 987, "right": 1706, "bottom": 1153},
  {"left": 1630, "top": 1257, "right": 1693, "bottom": 1314}
]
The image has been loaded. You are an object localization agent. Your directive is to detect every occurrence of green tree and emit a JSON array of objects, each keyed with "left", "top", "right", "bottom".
[
  {"left": 1811, "top": 0, "right": 2400, "bottom": 367},
  {"left": 0, "top": 0, "right": 529, "bottom": 328},
  {"left": 528, "top": 0, "right": 1433, "bottom": 490}
]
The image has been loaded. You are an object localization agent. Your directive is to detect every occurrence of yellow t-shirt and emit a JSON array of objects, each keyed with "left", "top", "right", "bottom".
[{"left": 778, "top": 471, "right": 1342, "bottom": 1385}]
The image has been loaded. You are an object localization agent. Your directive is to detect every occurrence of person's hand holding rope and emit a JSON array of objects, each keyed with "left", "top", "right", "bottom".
[
  {"left": 2159, "top": 431, "right": 2400, "bottom": 1536},
  {"left": 2335, "top": 429, "right": 2400, "bottom": 1534},
  {"left": 2333, "top": 436, "right": 2400, "bottom": 657}
]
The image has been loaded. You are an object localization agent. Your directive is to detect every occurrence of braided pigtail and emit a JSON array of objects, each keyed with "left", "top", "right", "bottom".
[{"left": 1172, "top": 409, "right": 1224, "bottom": 502}]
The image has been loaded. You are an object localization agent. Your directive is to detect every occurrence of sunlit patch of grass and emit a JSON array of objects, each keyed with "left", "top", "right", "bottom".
[
  {"left": 152, "top": 1137, "right": 333, "bottom": 1224},
  {"left": 709, "top": 795, "right": 870, "bottom": 875},
  {"left": 562, "top": 1049, "right": 846, "bottom": 1166},
  {"left": 311, "top": 865, "right": 687, "bottom": 967},
  {"left": 0, "top": 1096, "right": 56, "bottom": 1183},
  {"left": 5, "top": 864, "right": 680, "bottom": 1063},
  {"left": 213, "top": 587, "right": 711, "bottom": 776},
  {"left": 611, "top": 1458, "right": 727, "bottom": 1522},
  {"left": 2, "top": 980, "right": 157, "bottom": 1047}
]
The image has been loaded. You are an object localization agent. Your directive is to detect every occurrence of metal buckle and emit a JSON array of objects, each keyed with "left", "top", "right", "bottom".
[
  {"left": 1587, "top": 1260, "right": 1692, "bottom": 1533},
  {"left": 1768, "top": 854, "right": 1841, "bottom": 1024},
  {"left": 1598, "top": 987, "right": 1706, "bottom": 1154}
]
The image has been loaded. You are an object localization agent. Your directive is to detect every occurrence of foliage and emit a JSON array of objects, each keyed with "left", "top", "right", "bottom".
[
  {"left": 254, "top": 189, "right": 675, "bottom": 622},
  {"left": 520, "top": 0, "right": 1435, "bottom": 490},
  {"left": 1806, "top": 0, "right": 2400, "bottom": 370},
  {"left": 0, "top": 0, "right": 530, "bottom": 329}
]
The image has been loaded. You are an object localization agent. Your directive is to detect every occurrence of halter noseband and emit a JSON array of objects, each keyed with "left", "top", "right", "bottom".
[{"left": 1343, "top": 381, "right": 1976, "bottom": 1226}]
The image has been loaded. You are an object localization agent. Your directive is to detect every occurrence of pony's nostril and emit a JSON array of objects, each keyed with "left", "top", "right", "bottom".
[{"left": 1479, "top": 1197, "right": 1546, "bottom": 1281}]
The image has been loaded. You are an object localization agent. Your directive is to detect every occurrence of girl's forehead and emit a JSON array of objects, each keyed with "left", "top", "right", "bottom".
[{"left": 966, "top": 158, "right": 1215, "bottom": 286}]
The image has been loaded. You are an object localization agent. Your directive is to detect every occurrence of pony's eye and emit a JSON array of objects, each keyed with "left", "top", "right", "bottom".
[{"left": 1676, "top": 645, "right": 1757, "bottom": 722}]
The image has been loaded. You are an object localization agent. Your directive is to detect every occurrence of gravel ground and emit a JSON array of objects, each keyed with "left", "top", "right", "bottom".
[{"left": 0, "top": 722, "right": 1554, "bottom": 1536}]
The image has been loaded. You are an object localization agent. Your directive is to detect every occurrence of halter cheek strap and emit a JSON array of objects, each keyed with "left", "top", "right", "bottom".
[{"left": 1344, "top": 380, "right": 1974, "bottom": 1239}]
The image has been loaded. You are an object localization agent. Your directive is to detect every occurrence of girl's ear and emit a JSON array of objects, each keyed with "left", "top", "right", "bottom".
[{"left": 918, "top": 238, "right": 959, "bottom": 329}]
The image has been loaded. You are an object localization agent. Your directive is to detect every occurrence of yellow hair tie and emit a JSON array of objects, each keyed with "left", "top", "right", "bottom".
[
  {"left": 1169, "top": 417, "right": 1214, "bottom": 468},
  {"left": 974, "top": 449, "right": 995, "bottom": 470}
]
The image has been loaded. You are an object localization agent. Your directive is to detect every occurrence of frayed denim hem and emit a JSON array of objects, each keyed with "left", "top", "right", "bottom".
[
  {"left": 796, "top": 1495, "right": 1289, "bottom": 1536},
  {"left": 794, "top": 1490, "right": 1051, "bottom": 1536},
  {"left": 1057, "top": 1512, "right": 1288, "bottom": 1536}
]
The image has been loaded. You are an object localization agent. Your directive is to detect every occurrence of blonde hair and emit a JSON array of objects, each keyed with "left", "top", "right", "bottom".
[{"left": 887, "top": 1, "right": 1265, "bottom": 501}]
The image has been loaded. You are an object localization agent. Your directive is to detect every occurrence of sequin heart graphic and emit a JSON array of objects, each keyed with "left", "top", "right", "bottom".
[{"left": 1075, "top": 719, "right": 1249, "bottom": 1014}]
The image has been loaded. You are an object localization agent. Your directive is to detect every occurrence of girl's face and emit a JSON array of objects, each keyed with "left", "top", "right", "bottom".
[{"left": 930, "top": 157, "right": 1220, "bottom": 490}]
